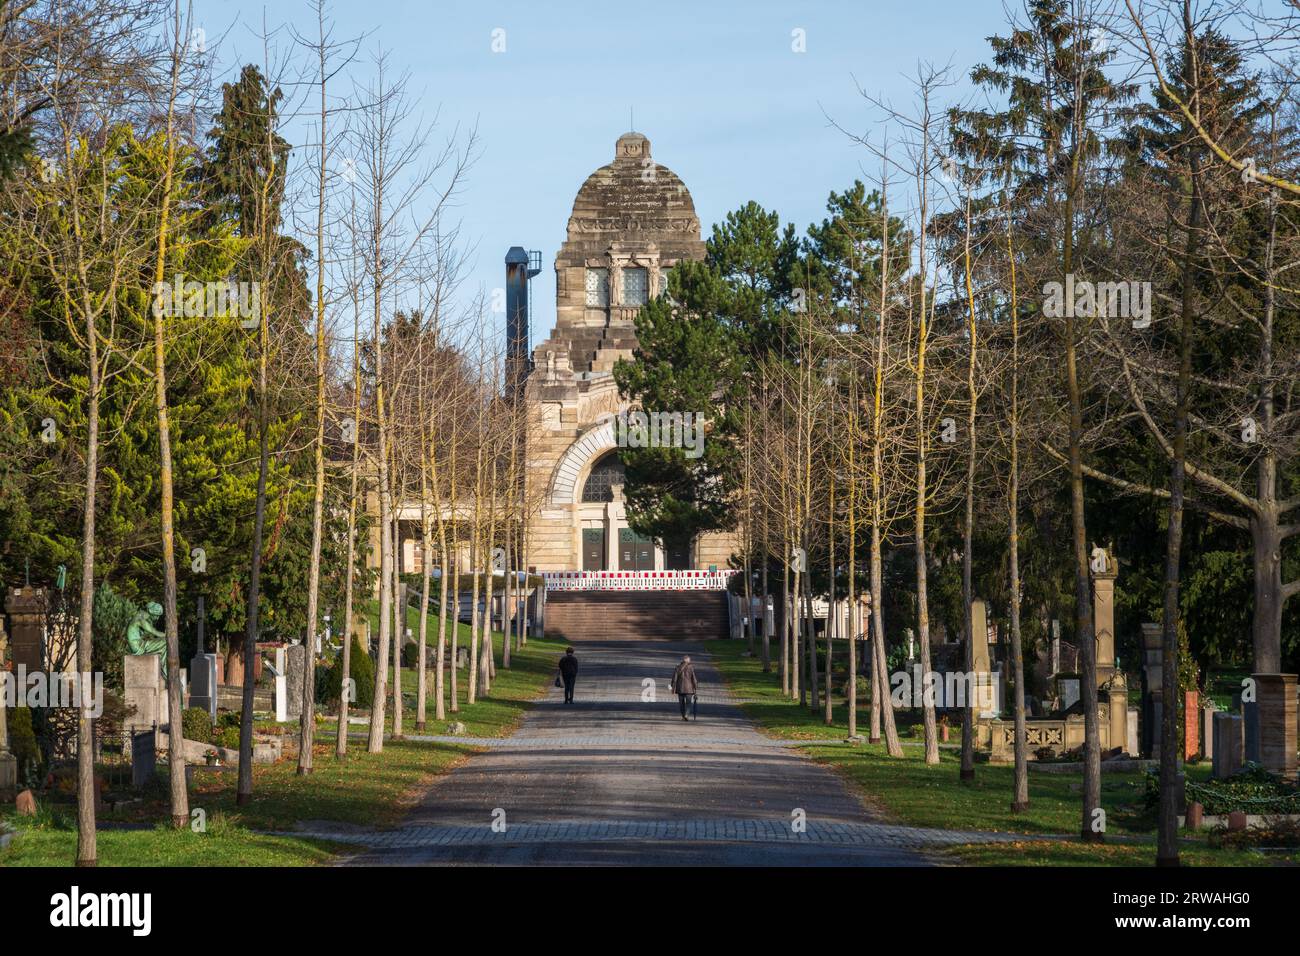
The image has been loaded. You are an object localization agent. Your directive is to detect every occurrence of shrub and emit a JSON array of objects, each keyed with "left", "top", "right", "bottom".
[
  {"left": 319, "top": 637, "right": 374, "bottom": 709},
  {"left": 215, "top": 725, "right": 241, "bottom": 750},
  {"left": 8, "top": 706, "right": 41, "bottom": 784},
  {"left": 181, "top": 707, "right": 212, "bottom": 743},
  {"left": 314, "top": 660, "right": 333, "bottom": 706},
  {"left": 401, "top": 641, "right": 421, "bottom": 669},
  {"left": 1209, "top": 817, "right": 1300, "bottom": 849},
  {"left": 1149, "top": 764, "right": 1300, "bottom": 815}
]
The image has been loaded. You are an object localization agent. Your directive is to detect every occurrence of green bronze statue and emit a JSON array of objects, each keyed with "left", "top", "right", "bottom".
[{"left": 126, "top": 601, "right": 168, "bottom": 676}]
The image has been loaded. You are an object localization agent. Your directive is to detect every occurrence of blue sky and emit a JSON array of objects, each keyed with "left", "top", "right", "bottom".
[{"left": 194, "top": 0, "right": 1000, "bottom": 344}]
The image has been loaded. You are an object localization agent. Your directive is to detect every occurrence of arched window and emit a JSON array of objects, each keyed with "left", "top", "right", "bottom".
[{"left": 581, "top": 452, "right": 625, "bottom": 503}]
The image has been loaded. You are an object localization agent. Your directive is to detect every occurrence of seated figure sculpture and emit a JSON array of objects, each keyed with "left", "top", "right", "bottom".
[{"left": 127, "top": 601, "right": 168, "bottom": 677}]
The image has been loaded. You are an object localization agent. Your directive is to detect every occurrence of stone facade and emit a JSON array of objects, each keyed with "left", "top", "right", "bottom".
[
  {"left": 374, "top": 133, "right": 740, "bottom": 581},
  {"left": 523, "top": 132, "right": 738, "bottom": 572}
]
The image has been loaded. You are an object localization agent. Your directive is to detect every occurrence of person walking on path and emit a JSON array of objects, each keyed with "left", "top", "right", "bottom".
[
  {"left": 671, "top": 655, "right": 698, "bottom": 721},
  {"left": 557, "top": 647, "right": 579, "bottom": 704}
]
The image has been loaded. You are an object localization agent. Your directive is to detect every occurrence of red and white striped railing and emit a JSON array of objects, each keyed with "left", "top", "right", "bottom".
[{"left": 542, "top": 570, "right": 736, "bottom": 591}]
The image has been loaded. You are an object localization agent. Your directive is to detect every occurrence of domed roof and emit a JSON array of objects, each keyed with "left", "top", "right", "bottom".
[{"left": 565, "top": 133, "right": 700, "bottom": 241}]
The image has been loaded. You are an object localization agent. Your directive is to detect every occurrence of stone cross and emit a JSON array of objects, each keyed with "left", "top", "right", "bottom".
[{"left": 196, "top": 595, "right": 206, "bottom": 655}]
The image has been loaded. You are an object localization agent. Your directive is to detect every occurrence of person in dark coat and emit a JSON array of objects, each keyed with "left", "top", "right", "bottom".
[
  {"left": 557, "top": 647, "right": 579, "bottom": 704},
  {"left": 671, "top": 655, "right": 699, "bottom": 721}
]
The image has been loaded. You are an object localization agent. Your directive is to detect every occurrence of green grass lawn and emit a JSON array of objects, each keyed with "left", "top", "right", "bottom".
[
  {"left": 0, "top": 806, "right": 342, "bottom": 867},
  {"left": 319, "top": 623, "right": 566, "bottom": 739},
  {"left": 702, "top": 638, "right": 1294, "bottom": 867},
  {"left": 941, "top": 840, "right": 1281, "bottom": 866},
  {"left": 0, "top": 629, "right": 565, "bottom": 867}
]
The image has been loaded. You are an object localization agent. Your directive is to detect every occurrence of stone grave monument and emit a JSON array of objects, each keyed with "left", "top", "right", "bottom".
[
  {"left": 285, "top": 643, "right": 305, "bottom": 722},
  {"left": 1254, "top": 673, "right": 1297, "bottom": 779},
  {"left": 1212, "top": 712, "right": 1243, "bottom": 779},
  {"left": 189, "top": 653, "right": 219, "bottom": 722},
  {"left": 123, "top": 653, "right": 167, "bottom": 734},
  {"left": 1201, "top": 699, "right": 1217, "bottom": 762},
  {"left": 4, "top": 586, "right": 46, "bottom": 670}
]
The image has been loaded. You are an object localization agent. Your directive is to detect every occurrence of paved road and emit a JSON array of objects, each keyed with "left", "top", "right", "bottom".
[{"left": 314, "top": 641, "right": 1016, "bottom": 866}]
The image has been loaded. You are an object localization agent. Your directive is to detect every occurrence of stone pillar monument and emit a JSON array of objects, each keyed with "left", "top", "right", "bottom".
[
  {"left": 1108, "top": 674, "right": 1129, "bottom": 754},
  {"left": 4, "top": 586, "right": 46, "bottom": 670},
  {"left": 1090, "top": 552, "right": 1117, "bottom": 685},
  {"left": 970, "top": 600, "right": 998, "bottom": 716},
  {"left": 970, "top": 599, "right": 990, "bottom": 673},
  {"left": 1201, "top": 699, "right": 1217, "bottom": 762}
]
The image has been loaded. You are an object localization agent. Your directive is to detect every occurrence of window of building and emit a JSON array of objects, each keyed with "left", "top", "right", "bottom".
[
  {"left": 622, "top": 267, "right": 648, "bottom": 306},
  {"left": 585, "top": 267, "right": 609, "bottom": 307},
  {"left": 581, "top": 452, "right": 625, "bottom": 503}
]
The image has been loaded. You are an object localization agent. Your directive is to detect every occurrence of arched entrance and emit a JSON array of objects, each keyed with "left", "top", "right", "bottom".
[{"left": 578, "top": 450, "right": 659, "bottom": 572}]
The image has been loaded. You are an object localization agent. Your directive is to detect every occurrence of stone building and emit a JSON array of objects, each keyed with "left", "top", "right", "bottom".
[{"left": 522, "top": 132, "right": 737, "bottom": 572}]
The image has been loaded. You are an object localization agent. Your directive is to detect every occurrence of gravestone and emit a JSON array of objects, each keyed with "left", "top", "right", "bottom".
[
  {"left": 1059, "top": 678, "right": 1081, "bottom": 712},
  {"left": 4, "top": 586, "right": 46, "bottom": 670},
  {"left": 1255, "top": 673, "right": 1298, "bottom": 779},
  {"left": 970, "top": 599, "right": 990, "bottom": 675},
  {"left": 1242, "top": 696, "right": 1260, "bottom": 764},
  {"left": 123, "top": 654, "right": 166, "bottom": 734},
  {"left": 1126, "top": 706, "right": 1140, "bottom": 756},
  {"left": 1201, "top": 699, "right": 1217, "bottom": 762},
  {"left": 284, "top": 644, "right": 305, "bottom": 722},
  {"left": 1212, "top": 712, "right": 1243, "bottom": 779},
  {"left": 1184, "top": 690, "right": 1199, "bottom": 760},
  {"left": 1108, "top": 679, "right": 1128, "bottom": 754},
  {"left": 189, "top": 653, "right": 218, "bottom": 722},
  {"left": 1090, "top": 552, "right": 1118, "bottom": 683},
  {"left": 272, "top": 647, "right": 288, "bottom": 723},
  {"left": 977, "top": 664, "right": 1001, "bottom": 718},
  {"left": 130, "top": 730, "right": 156, "bottom": 788}
]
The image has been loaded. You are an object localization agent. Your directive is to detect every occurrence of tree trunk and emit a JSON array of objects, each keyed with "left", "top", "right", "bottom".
[
  {"left": 1007, "top": 192, "right": 1028, "bottom": 809},
  {"left": 238, "top": 330, "right": 271, "bottom": 803},
  {"left": 1062, "top": 176, "right": 1102, "bottom": 841},
  {"left": 391, "top": 510, "right": 403, "bottom": 739},
  {"left": 75, "top": 304, "right": 99, "bottom": 866},
  {"left": 871, "top": 520, "right": 903, "bottom": 756},
  {"left": 336, "top": 298, "right": 362, "bottom": 759}
]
